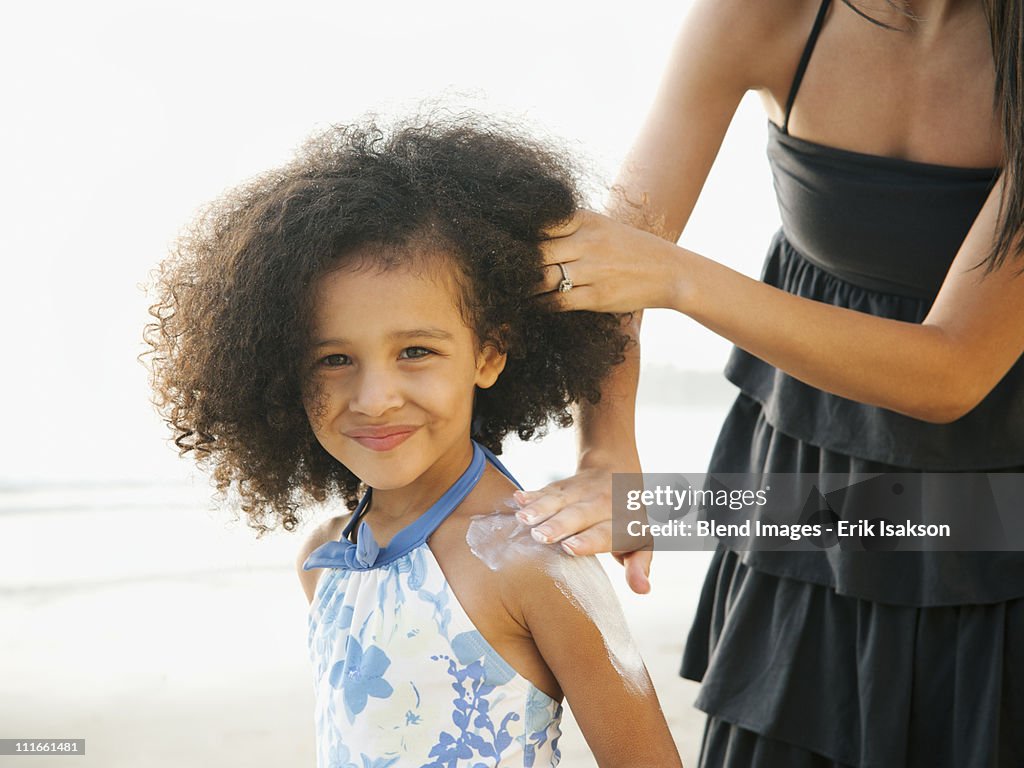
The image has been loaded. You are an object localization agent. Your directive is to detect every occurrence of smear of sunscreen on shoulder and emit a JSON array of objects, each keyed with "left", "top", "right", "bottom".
[
  {"left": 465, "top": 504, "right": 554, "bottom": 571},
  {"left": 466, "top": 508, "right": 651, "bottom": 696}
]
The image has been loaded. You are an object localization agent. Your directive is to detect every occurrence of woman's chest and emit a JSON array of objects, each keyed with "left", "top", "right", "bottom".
[{"left": 758, "top": 1, "right": 1001, "bottom": 168}]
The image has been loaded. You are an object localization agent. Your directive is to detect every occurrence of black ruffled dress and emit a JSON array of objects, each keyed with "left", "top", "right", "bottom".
[{"left": 679, "top": 1, "right": 1024, "bottom": 766}]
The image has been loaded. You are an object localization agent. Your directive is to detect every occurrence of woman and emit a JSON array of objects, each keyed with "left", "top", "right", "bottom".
[{"left": 514, "top": 0, "right": 1024, "bottom": 765}]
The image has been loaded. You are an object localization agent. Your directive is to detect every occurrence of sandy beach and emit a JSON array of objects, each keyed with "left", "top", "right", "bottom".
[{"left": 1, "top": 400, "right": 729, "bottom": 767}]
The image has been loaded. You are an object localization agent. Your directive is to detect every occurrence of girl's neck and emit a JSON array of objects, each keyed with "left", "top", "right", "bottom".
[{"left": 365, "top": 439, "right": 477, "bottom": 530}]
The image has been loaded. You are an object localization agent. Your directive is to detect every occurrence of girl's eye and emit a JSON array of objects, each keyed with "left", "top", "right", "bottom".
[
  {"left": 399, "top": 347, "right": 433, "bottom": 361},
  {"left": 321, "top": 353, "right": 351, "bottom": 367}
]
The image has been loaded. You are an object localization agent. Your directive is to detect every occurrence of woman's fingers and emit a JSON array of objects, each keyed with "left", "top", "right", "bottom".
[
  {"left": 513, "top": 488, "right": 572, "bottom": 526},
  {"left": 534, "top": 260, "right": 585, "bottom": 296},
  {"left": 539, "top": 233, "right": 582, "bottom": 268},
  {"left": 526, "top": 499, "right": 606, "bottom": 545},
  {"left": 514, "top": 482, "right": 593, "bottom": 527},
  {"left": 558, "top": 519, "right": 613, "bottom": 556},
  {"left": 540, "top": 209, "right": 587, "bottom": 240},
  {"left": 514, "top": 468, "right": 614, "bottom": 550},
  {"left": 622, "top": 550, "right": 653, "bottom": 595},
  {"left": 537, "top": 208, "right": 679, "bottom": 313},
  {"left": 534, "top": 209, "right": 643, "bottom": 312},
  {"left": 516, "top": 465, "right": 653, "bottom": 594},
  {"left": 535, "top": 284, "right": 598, "bottom": 314},
  {"left": 534, "top": 211, "right": 590, "bottom": 296},
  {"left": 514, "top": 470, "right": 608, "bottom": 531}
]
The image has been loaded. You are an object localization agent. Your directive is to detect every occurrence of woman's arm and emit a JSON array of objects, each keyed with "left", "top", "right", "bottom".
[
  {"left": 684, "top": 186, "right": 1024, "bottom": 422},
  {"left": 540, "top": 174, "right": 1024, "bottom": 423},
  {"left": 514, "top": 0, "right": 799, "bottom": 578}
]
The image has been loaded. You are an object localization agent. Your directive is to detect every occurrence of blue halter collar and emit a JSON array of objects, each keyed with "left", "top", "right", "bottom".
[{"left": 302, "top": 440, "right": 520, "bottom": 572}]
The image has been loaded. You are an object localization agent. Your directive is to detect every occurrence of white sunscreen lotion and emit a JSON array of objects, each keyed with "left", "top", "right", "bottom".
[{"left": 466, "top": 508, "right": 651, "bottom": 696}]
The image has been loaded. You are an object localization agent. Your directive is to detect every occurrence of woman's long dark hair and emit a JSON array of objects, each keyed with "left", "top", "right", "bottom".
[
  {"left": 844, "top": 0, "right": 1024, "bottom": 275},
  {"left": 983, "top": 0, "right": 1024, "bottom": 274}
]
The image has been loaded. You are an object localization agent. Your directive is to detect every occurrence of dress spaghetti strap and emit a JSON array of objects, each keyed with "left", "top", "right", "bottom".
[{"left": 781, "top": 0, "right": 833, "bottom": 134}]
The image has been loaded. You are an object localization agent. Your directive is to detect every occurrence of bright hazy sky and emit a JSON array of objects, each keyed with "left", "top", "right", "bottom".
[{"left": 1, "top": 0, "right": 782, "bottom": 484}]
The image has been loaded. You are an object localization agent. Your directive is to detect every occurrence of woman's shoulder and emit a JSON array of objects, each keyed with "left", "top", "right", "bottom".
[
  {"left": 295, "top": 513, "right": 351, "bottom": 604},
  {"left": 698, "top": 0, "right": 821, "bottom": 32},
  {"left": 683, "top": 0, "right": 829, "bottom": 92}
]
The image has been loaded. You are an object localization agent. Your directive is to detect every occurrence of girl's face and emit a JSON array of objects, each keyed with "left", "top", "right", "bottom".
[{"left": 302, "top": 255, "right": 506, "bottom": 494}]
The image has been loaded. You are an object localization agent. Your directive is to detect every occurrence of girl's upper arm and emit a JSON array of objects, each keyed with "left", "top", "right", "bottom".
[
  {"left": 614, "top": 0, "right": 801, "bottom": 239},
  {"left": 924, "top": 175, "right": 1024, "bottom": 416},
  {"left": 510, "top": 555, "right": 683, "bottom": 767}
]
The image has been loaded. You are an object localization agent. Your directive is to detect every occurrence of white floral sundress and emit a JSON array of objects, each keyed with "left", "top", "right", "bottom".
[{"left": 303, "top": 442, "right": 563, "bottom": 768}]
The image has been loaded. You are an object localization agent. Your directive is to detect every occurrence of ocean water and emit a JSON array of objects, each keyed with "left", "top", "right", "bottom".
[{"left": 0, "top": 398, "right": 732, "bottom": 586}]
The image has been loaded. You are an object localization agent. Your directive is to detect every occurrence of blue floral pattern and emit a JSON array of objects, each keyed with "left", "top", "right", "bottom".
[
  {"left": 329, "top": 637, "right": 395, "bottom": 723},
  {"left": 307, "top": 544, "right": 562, "bottom": 767}
]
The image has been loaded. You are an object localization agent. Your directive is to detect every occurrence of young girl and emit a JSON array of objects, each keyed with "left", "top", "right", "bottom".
[{"left": 144, "top": 114, "right": 683, "bottom": 767}]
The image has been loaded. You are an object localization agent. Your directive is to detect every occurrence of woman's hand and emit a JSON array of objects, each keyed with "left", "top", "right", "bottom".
[
  {"left": 512, "top": 462, "right": 655, "bottom": 595},
  {"left": 537, "top": 209, "right": 684, "bottom": 314}
]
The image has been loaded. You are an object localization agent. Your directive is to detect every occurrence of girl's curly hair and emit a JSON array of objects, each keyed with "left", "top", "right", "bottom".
[{"left": 143, "top": 112, "right": 630, "bottom": 535}]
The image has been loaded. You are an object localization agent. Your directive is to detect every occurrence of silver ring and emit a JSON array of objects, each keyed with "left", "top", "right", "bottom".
[{"left": 556, "top": 263, "right": 573, "bottom": 293}]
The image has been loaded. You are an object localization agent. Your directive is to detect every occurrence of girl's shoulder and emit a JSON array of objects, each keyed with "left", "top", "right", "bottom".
[
  {"left": 295, "top": 513, "right": 351, "bottom": 605},
  {"left": 427, "top": 461, "right": 568, "bottom": 590}
]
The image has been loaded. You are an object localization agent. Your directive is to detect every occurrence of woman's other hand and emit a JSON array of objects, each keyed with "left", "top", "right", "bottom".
[
  {"left": 513, "top": 459, "right": 654, "bottom": 595},
  {"left": 536, "top": 210, "right": 686, "bottom": 315}
]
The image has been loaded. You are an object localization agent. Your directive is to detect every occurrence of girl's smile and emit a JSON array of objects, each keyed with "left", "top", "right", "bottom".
[
  {"left": 302, "top": 254, "right": 506, "bottom": 514},
  {"left": 343, "top": 424, "right": 421, "bottom": 452}
]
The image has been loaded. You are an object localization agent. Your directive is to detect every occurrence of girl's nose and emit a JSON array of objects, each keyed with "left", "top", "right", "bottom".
[{"left": 348, "top": 366, "right": 403, "bottom": 417}]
